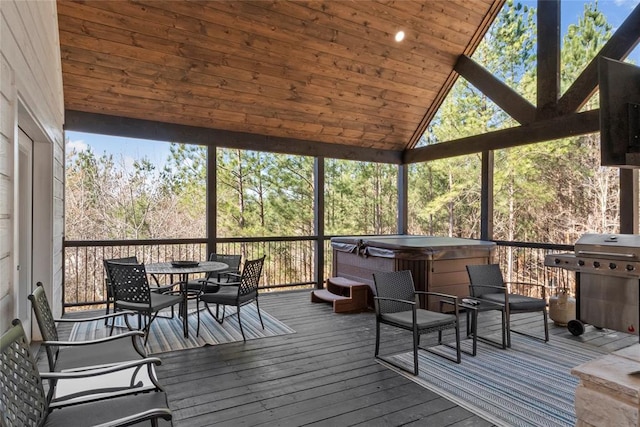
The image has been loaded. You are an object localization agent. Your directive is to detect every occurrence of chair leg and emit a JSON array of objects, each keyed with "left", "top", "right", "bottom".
[
  {"left": 195, "top": 300, "right": 200, "bottom": 337},
  {"left": 543, "top": 309, "right": 549, "bottom": 342},
  {"left": 142, "top": 311, "right": 162, "bottom": 345},
  {"left": 374, "top": 320, "right": 381, "bottom": 357},
  {"left": 105, "top": 300, "right": 110, "bottom": 326},
  {"left": 506, "top": 311, "right": 512, "bottom": 348},
  {"left": 109, "top": 311, "right": 116, "bottom": 336},
  {"left": 454, "top": 321, "right": 461, "bottom": 363},
  {"left": 509, "top": 310, "right": 550, "bottom": 344},
  {"left": 205, "top": 302, "right": 226, "bottom": 324},
  {"left": 237, "top": 304, "right": 246, "bottom": 341},
  {"left": 255, "top": 298, "right": 265, "bottom": 330},
  {"left": 196, "top": 298, "right": 201, "bottom": 337},
  {"left": 412, "top": 326, "right": 419, "bottom": 375}
]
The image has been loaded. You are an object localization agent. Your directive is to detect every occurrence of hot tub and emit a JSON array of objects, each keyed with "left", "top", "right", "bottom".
[{"left": 331, "top": 235, "right": 496, "bottom": 310}]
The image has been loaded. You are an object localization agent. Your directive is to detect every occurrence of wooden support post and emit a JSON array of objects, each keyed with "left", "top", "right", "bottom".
[
  {"left": 537, "top": 0, "right": 560, "bottom": 120},
  {"left": 206, "top": 146, "right": 217, "bottom": 256},
  {"left": 314, "top": 157, "right": 325, "bottom": 289},
  {"left": 620, "top": 168, "right": 639, "bottom": 234},
  {"left": 397, "top": 164, "right": 408, "bottom": 235},
  {"left": 481, "top": 151, "right": 494, "bottom": 241}
]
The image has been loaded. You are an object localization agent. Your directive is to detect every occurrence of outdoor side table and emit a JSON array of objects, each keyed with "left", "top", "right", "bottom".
[{"left": 459, "top": 298, "right": 507, "bottom": 356}]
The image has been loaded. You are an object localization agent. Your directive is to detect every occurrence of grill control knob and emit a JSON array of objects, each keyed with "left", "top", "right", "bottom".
[
  {"left": 609, "top": 263, "right": 617, "bottom": 270},
  {"left": 578, "top": 260, "right": 585, "bottom": 266},
  {"left": 627, "top": 265, "right": 636, "bottom": 272},
  {"left": 554, "top": 258, "right": 561, "bottom": 264},
  {"left": 593, "top": 261, "right": 600, "bottom": 268}
]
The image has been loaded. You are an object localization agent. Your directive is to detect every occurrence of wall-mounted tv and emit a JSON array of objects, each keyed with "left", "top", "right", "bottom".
[{"left": 599, "top": 57, "right": 640, "bottom": 168}]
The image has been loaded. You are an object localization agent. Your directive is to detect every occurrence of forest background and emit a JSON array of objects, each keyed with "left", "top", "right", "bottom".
[{"left": 66, "top": 1, "right": 632, "bottom": 250}]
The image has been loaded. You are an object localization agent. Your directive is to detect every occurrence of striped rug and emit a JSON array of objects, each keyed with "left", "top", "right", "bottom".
[
  {"left": 69, "top": 303, "right": 295, "bottom": 355},
  {"left": 383, "top": 335, "right": 607, "bottom": 427}
]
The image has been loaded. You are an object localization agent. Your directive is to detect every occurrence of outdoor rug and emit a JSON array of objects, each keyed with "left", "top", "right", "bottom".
[
  {"left": 69, "top": 303, "right": 295, "bottom": 355},
  {"left": 381, "top": 335, "right": 607, "bottom": 427}
]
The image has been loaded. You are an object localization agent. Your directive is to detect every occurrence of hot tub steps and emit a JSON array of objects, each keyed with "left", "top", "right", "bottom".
[{"left": 311, "top": 277, "right": 370, "bottom": 313}]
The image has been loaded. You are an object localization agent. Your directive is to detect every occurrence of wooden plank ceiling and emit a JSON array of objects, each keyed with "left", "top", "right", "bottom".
[{"left": 57, "top": 0, "right": 503, "bottom": 153}]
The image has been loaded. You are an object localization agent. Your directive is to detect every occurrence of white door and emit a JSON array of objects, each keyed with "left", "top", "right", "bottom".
[{"left": 17, "top": 128, "right": 33, "bottom": 334}]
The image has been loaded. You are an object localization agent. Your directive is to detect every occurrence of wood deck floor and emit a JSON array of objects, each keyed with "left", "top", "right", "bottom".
[{"left": 57, "top": 290, "right": 637, "bottom": 426}]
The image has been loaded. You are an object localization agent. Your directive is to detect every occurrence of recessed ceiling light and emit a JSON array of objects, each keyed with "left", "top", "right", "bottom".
[{"left": 395, "top": 31, "right": 405, "bottom": 42}]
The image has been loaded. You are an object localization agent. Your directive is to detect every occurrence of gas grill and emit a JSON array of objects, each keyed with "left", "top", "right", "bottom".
[{"left": 545, "top": 234, "right": 640, "bottom": 337}]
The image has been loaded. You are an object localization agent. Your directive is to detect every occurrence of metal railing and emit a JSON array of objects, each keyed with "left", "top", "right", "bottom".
[
  {"left": 64, "top": 236, "right": 576, "bottom": 310},
  {"left": 64, "top": 236, "right": 334, "bottom": 310},
  {"left": 493, "top": 240, "right": 576, "bottom": 297}
]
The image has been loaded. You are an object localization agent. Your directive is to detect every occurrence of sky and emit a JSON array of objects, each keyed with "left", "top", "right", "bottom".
[{"left": 66, "top": 0, "right": 640, "bottom": 166}]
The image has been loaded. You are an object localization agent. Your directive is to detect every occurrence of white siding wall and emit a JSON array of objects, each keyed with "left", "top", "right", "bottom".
[{"left": 0, "top": 0, "right": 64, "bottom": 335}]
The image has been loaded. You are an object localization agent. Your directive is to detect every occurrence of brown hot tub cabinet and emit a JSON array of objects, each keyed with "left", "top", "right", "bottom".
[{"left": 331, "top": 235, "right": 496, "bottom": 311}]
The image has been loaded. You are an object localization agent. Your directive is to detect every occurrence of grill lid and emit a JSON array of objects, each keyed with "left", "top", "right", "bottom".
[{"left": 575, "top": 233, "right": 640, "bottom": 259}]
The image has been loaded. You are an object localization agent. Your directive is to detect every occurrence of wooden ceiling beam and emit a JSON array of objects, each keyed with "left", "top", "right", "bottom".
[
  {"left": 536, "top": 0, "right": 560, "bottom": 120},
  {"left": 455, "top": 55, "right": 536, "bottom": 124},
  {"left": 557, "top": 4, "right": 640, "bottom": 115},
  {"left": 403, "top": 109, "right": 599, "bottom": 164},
  {"left": 64, "top": 110, "right": 403, "bottom": 164}
]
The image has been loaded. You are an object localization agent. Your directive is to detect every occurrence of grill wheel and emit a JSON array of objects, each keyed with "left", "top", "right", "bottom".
[{"left": 568, "top": 319, "right": 585, "bottom": 336}]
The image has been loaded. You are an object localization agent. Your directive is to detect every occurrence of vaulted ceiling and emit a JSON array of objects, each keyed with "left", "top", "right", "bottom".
[{"left": 57, "top": 0, "right": 504, "bottom": 156}]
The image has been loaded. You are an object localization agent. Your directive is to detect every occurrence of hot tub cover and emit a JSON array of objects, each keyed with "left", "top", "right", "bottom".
[{"left": 331, "top": 235, "right": 496, "bottom": 260}]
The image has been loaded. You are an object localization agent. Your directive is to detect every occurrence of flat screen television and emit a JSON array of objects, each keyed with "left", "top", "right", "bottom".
[{"left": 599, "top": 57, "right": 640, "bottom": 168}]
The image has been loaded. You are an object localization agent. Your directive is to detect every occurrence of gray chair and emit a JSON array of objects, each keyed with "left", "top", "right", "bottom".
[
  {"left": 466, "top": 264, "right": 548, "bottom": 347},
  {"left": 104, "top": 261, "right": 184, "bottom": 344},
  {"left": 373, "top": 270, "right": 461, "bottom": 375},
  {"left": 0, "top": 319, "right": 172, "bottom": 427},
  {"left": 186, "top": 253, "right": 242, "bottom": 294},
  {"left": 197, "top": 256, "right": 265, "bottom": 340},
  {"left": 28, "top": 282, "right": 146, "bottom": 373}
]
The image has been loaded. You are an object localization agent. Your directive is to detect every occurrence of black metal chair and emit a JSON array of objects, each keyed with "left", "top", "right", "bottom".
[
  {"left": 103, "top": 256, "right": 138, "bottom": 325},
  {"left": 104, "top": 256, "right": 179, "bottom": 326},
  {"left": 186, "top": 253, "right": 242, "bottom": 294},
  {"left": 104, "top": 261, "right": 184, "bottom": 344},
  {"left": 466, "top": 264, "right": 548, "bottom": 347},
  {"left": 28, "top": 282, "right": 146, "bottom": 372},
  {"left": 197, "top": 255, "right": 266, "bottom": 340},
  {"left": 372, "top": 270, "right": 461, "bottom": 375},
  {"left": 0, "top": 319, "right": 172, "bottom": 427}
]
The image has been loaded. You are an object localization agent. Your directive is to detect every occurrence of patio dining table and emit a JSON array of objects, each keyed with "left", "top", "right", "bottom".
[{"left": 146, "top": 261, "right": 228, "bottom": 338}]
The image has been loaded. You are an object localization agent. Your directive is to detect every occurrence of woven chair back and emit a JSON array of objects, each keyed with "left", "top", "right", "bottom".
[
  {"left": 103, "top": 256, "right": 139, "bottom": 298},
  {"left": 27, "top": 283, "right": 60, "bottom": 371},
  {"left": 466, "top": 264, "right": 505, "bottom": 298},
  {"left": 373, "top": 270, "right": 417, "bottom": 314},
  {"left": 207, "top": 253, "right": 242, "bottom": 278},
  {"left": 238, "top": 256, "right": 265, "bottom": 296},
  {"left": 104, "top": 261, "right": 152, "bottom": 305},
  {"left": 0, "top": 320, "right": 48, "bottom": 426}
]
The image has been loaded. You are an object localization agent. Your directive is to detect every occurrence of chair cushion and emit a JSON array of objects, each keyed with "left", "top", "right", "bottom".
[
  {"left": 381, "top": 309, "right": 456, "bottom": 330},
  {"left": 481, "top": 293, "right": 546, "bottom": 311},
  {"left": 56, "top": 337, "right": 144, "bottom": 372},
  {"left": 186, "top": 279, "right": 220, "bottom": 294},
  {"left": 44, "top": 390, "right": 170, "bottom": 427},
  {"left": 199, "top": 286, "right": 240, "bottom": 305},
  {"left": 116, "top": 292, "right": 182, "bottom": 313}
]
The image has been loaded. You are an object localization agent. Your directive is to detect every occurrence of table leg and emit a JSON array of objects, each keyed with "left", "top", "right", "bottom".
[
  {"left": 180, "top": 273, "right": 189, "bottom": 338},
  {"left": 471, "top": 309, "right": 478, "bottom": 356}
]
